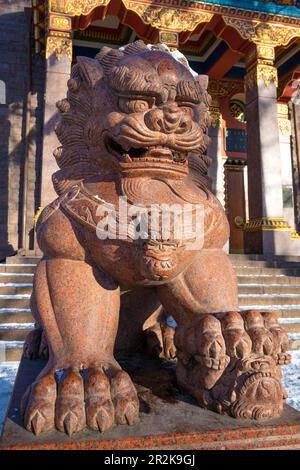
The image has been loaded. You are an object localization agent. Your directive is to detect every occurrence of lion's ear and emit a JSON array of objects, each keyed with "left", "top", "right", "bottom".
[
  {"left": 195, "top": 74, "right": 209, "bottom": 91},
  {"left": 76, "top": 56, "right": 103, "bottom": 87}
]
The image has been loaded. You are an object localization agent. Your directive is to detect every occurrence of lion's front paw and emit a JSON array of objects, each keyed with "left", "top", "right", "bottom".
[
  {"left": 21, "top": 363, "right": 139, "bottom": 435},
  {"left": 174, "top": 311, "right": 289, "bottom": 420}
]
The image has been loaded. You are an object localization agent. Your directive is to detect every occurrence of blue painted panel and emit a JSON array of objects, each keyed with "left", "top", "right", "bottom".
[
  {"left": 189, "top": 61, "right": 205, "bottom": 74},
  {"left": 225, "top": 66, "right": 246, "bottom": 80},
  {"left": 225, "top": 128, "right": 247, "bottom": 153},
  {"left": 194, "top": 1, "right": 300, "bottom": 18}
]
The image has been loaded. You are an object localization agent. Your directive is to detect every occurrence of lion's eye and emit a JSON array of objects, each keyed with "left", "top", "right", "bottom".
[
  {"left": 179, "top": 106, "right": 192, "bottom": 113},
  {"left": 176, "top": 102, "right": 195, "bottom": 117},
  {"left": 118, "top": 98, "right": 150, "bottom": 114}
]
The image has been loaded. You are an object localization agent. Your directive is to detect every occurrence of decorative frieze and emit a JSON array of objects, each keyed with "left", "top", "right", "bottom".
[
  {"left": 46, "top": 34, "right": 72, "bottom": 61},
  {"left": 277, "top": 103, "right": 292, "bottom": 135},
  {"left": 49, "top": 0, "right": 111, "bottom": 16},
  {"left": 245, "top": 63, "right": 278, "bottom": 90},
  {"left": 208, "top": 79, "right": 243, "bottom": 99},
  {"left": 256, "top": 44, "right": 275, "bottom": 62},
  {"left": 122, "top": 1, "right": 213, "bottom": 32},
  {"left": 47, "top": 0, "right": 300, "bottom": 26},
  {"left": 209, "top": 99, "right": 222, "bottom": 128},
  {"left": 47, "top": 6, "right": 73, "bottom": 62},
  {"left": 158, "top": 31, "right": 179, "bottom": 47},
  {"left": 223, "top": 17, "right": 300, "bottom": 47},
  {"left": 49, "top": 15, "right": 72, "bottom": 30}
]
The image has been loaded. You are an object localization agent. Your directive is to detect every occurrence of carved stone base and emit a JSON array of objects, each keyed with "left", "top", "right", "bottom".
[{"left": 1, "top": 356, "right": 300, "bottom": 450}]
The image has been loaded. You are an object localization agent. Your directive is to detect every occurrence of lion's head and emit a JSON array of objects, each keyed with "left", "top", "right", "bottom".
[{"left": 53, "top": 41, "right": 212, "bottom": 195}]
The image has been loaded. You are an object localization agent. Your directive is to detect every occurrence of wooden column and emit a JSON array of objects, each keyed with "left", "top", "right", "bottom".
[
  {"left": 290, "top": 87, "right": 300, "bottom": 233},
  {"left": 244, "top": 45, "right": 291, "bottom": 255},
  {"left": 41, "top": 13, "right": 72, "bottom": 207},
  {"left": 207, "top": 99, "right": 226, "bottom": 207}
]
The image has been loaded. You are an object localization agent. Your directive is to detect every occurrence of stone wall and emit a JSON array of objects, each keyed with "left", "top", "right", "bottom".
[{"left": 0, "top": 1, "right": 45, "bottom": 258}]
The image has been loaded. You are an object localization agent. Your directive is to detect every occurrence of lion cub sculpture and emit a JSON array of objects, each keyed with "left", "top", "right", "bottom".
[{"left": 22, "top": 41, "right": 291, "bottom": 436}]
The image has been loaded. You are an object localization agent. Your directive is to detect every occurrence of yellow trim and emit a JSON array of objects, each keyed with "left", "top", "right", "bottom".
[
  {"left": 243, "top": 217, "right": 291, "bottom": 232},
  {"left": 34, "top": 207, "right": 44, "bottom": 228},
  {"left": 291, "top": 229, "right": 300, "bottom": 239}
]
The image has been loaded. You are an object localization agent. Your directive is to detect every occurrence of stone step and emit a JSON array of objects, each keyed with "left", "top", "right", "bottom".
[
  {"left": 235, "top": 267, "right": 300, "bottom": 276},
  {"left": 0, "top": 341, "right": 24, "bottom": 361},
  {"left": 279, "top": 309, "right": 300, "bottom": 318},
  {"left": 0, "top": 324, "right": 33, "bottom": 341},
  {"left": 0, "top": 295, "right": 30, "bottom": 309},
  {"left": 230, "top": 254, "right": 300, "bottom": 262},
  {"left": 240, "top": 304, "right": 300, "bottom": 314},
  {"left": 239, "top": 294, "right": 300, "bottom": 306},
  {"left": 0, "top": 284, "right": 33, "bottom": 295},
  {"left": 280, "top": 318, "right": 300, "bottom": 333},
  {"left": 5, "top": 256, "right": 40, "bottom": 265},
  {"left": 0, "top": 264, "right": 36, "bottom": 274},
  {"left": 0, "top": 309, "right": 33, "bottom": 323},
  {"left": 233, "top": 260, "right": 300, "bottom": 268},
  {"left": 238, "top": 285, "right": 300, "bottom": 295},
  {"left": 278, "top": 319, "right": 300, "bottom": 333},
  {"left": 0, "top": 273, "right": 34, "bottom": 283},
  {"left": 237, "top": 275, "right": 300, "bottom": 285}
]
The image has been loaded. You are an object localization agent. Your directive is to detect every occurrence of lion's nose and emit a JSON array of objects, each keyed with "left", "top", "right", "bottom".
[{"left": 144, "top": 102, "right": 191, "bottom": 134}]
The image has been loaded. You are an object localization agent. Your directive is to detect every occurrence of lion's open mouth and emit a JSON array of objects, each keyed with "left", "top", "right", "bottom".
[{"left": 105, "top": 136, "right": 187, "bottom": 165}]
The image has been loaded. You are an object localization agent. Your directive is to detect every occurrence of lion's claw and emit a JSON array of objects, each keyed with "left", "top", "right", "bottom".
[{"left": 22, "top": 364, "right": 138, "bottom": 435}]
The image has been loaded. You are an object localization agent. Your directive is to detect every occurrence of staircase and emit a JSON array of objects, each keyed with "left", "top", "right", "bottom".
[
  {"left": 1, "top": 254, "right": 300, "bottom": 360},
  {"left": 0, "top": 256, "right": 36, "bottom": 361}
]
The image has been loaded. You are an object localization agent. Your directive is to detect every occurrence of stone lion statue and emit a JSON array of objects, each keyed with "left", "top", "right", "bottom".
[{"left": 22, "top": 41, "right": 291, "bottom": 436}]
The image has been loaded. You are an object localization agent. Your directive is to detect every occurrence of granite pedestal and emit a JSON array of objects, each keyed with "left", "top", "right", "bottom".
[{"left": 1, "top": 356, "right": 300, "bottom": 450}]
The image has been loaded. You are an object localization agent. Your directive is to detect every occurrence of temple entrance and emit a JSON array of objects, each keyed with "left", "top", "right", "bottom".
[
  {"left": 2, "top": 1, "right": 300, "bottom": 260},
  {"left": 11, "top": 1, "right": 300, "bottom": 257}
]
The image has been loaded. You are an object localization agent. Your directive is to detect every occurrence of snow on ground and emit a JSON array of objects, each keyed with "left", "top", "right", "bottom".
[
  {"left": 282, "top": 350, "right": 300, "bottom": 412},
  {"left": 0, "top": 323, "right": 35, "bottom": 329},
  {"left": 0, "top": 362, "right": 19, "bottom": 433},
  {"left": 0, "top": 352, "right": 299, "bottom": 434}
]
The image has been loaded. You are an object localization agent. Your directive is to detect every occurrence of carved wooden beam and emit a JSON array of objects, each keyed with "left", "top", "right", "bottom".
[
  {"left": 122, "top": 0, "right": 213, "bottom": 32},
  {"left": 223, "top": 17, "right": 300, "bottom": 47},
  {"left": 208, "top": 79, "right": 244, "bottom": 99},
  {"left": 49, "top": 0, "right": 111, "bottom": 16}
]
